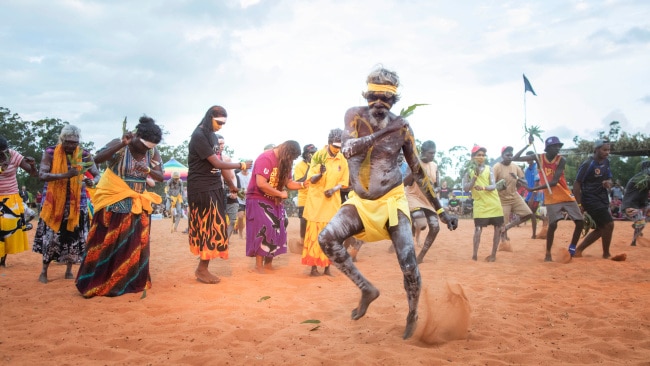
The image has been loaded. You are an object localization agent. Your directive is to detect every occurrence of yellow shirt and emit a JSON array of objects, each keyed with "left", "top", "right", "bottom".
[
  {"left": 303, "top": 148, "right": 349, "bottom": 223},
  {"left": 293, "top": 160, "right": 310, "bottom": 207},
  {"left": 471, "top": 166, "right": 503, "bottom": 219}
]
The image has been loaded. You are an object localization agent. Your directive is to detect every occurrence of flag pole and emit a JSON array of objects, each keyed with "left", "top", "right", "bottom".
[{"left": 523, "top": 75, "right": 552, "bottom": 194}]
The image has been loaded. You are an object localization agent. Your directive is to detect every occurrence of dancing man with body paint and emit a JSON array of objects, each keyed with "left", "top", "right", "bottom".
[{"left": 318, "top": 67, "right": 458, "bottom": 339}]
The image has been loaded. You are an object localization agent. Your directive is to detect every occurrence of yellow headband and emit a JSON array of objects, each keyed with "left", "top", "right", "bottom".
[{"left": 367, "top": 83, "right": 397, "bottom": 94}]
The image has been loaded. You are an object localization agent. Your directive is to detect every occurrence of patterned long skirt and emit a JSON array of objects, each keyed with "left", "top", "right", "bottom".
[
  {"left": 245, "top": 198, "right": 288, "bottom": 258},
  {"left": 75, "top": 209, "right": 151, "bottom": 298},
  {"left": 32, "top": 203, "right": 89, "bottom": 264},
  {"left": 188, "top": 189, "right": 229, "bottom": 260}
]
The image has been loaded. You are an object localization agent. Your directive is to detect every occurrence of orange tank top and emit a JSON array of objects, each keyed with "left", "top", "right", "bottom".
[{"left": 539, "top": 154, "right": 575, "bottom": 204}]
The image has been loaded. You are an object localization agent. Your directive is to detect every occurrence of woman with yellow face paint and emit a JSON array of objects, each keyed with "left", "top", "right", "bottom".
[{"left": 463, "top": 145, "right": 504, "bottom": 262}]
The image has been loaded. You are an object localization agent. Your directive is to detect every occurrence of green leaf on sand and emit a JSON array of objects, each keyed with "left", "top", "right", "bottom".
[
  {"left": 301, "top": 319, "right": 321, "bottom": 324},
  {"left": 258, "top": 296, "right": 271, "bottom": 302}
]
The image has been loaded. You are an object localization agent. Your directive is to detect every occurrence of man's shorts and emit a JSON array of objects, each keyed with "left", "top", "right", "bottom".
[
  {"left": 474, "top": 216, "right": 504, "bottom": 227},
  {"left": 546, "top": 201, "right": 582, "bottom": 223},
  {"left": 585, "top": 206, "right": 613, "bottom": 227}
]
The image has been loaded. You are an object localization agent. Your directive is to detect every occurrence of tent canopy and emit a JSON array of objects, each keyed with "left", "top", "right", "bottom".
[{"left": 163, "top": 158, "right": 188, "bottom": 181}]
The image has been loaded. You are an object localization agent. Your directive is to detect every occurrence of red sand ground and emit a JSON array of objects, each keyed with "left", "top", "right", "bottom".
[{"left": 2, "top": 217, "right": 649, "bottom": 365}]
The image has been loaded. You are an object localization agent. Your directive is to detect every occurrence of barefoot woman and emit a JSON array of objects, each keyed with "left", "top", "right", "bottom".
[{"left": 187, "top": 106, "right": 251, "bottom": 284}]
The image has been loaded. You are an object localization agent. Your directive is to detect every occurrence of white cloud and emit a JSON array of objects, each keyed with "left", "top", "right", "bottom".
[{"left": 1, "top": 0, "right": 648, "bottom": 172}]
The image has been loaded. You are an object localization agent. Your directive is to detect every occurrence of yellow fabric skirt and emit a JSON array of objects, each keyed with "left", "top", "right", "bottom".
[
  {"left": 301, "top": 221, "right": 331, "bottom": 267},
  {"left": 343, "top": 184, "right": 410, "bottom": 243},
  {"left": 0, "top": 194, "right": 29, "bottom": 256}
]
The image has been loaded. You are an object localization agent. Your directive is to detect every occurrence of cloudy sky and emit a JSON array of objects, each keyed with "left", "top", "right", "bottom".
[{"left": 1, "top": 0, "right": 649, "bottom": 170}]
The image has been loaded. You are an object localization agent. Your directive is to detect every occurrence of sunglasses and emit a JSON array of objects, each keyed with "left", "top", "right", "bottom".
[{"left": 213, "top": 117, "right": 227, "bottom": 125}]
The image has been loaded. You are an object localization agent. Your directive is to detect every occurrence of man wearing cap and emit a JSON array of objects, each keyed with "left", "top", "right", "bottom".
[
  {"left": 293, "top": 143, "right": 318, "bottom": 250},
  {"left": 463, "top": 145, "right": 504, "bottom": 262},
  {"left": 317, "top": 67, "right": 457, "bottom": 340},
  {"left": 302, "top": 129, "right": 349, "bottom": 276},
  {"left": 493, "top": 146, "right": 533, "bottom": 244},
  {"left": 622, "top": 160, "right": 650, "bottom": 246},
  {"left": 573, "top": 140, "right": 614, "bottom": 259},
  {"left": 514, "top": 136, "right": 584, "bottom": 261}
]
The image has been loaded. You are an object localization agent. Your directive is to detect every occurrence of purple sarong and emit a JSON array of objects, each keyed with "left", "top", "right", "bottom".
[{"left": 245, "top": 197, "right": 288, "bottom": 257}]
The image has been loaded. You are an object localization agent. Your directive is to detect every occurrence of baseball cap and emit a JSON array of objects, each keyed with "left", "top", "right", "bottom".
[
  {"left": 545, "top": 136, "right": 564, "bottom": 149},
  {"left": 471, "top": 145, "right": 487, "bottom": 156},
  {"left": 303, "top": 144, "right": 317, "bottom": 154},
  {"left": 594, "top": 139, "right": 610, "bottom": 149},
  {"left": 501, "top": 146, "right": 513, "bottom": 155}
]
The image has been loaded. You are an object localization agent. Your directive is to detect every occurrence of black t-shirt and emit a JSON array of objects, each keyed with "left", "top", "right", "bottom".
[
  {"left": 448, "top": 198, "right": 460, "bottom": 207},
  {"left": 440, "top": 187, "right": 450, "bottom": 199},
  {"left": 187, "top": 127, "right": 223, "bottom": 194},
  {"left": 575, "top": 157, "right": 612, "bottom": 210}
]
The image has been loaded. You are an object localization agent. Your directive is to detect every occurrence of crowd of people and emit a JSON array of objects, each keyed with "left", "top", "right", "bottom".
[{"left": 1, "top": 67, "right": 648, "bottom": 340}]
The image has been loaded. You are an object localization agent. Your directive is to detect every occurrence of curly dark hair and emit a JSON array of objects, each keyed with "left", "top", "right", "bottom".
[
  {"left": 0, "top": 136, "right": 7, "bottom": 151},
  {"left": 276, "top": 140, "right": 301, "bottom": 189},
  {"left": 135, "top": 115, "right": 162, "bottom": 144}
]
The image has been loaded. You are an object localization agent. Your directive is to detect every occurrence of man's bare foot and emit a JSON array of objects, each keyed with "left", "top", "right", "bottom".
[
  {"left": 38, "top": 273, "right": 48, "bottom": 284},
  {"left": 195, "top": 269, "right": 220, "bottom": 284},
  {"left": 544, "top": 253, "right": 553, "bottom": 262},
  {"left": 471, "top": 254, "right": 478, "bottom": 261},
  {"left": 254, "top": 266, "right": 266, "bottom": 274},
  {"left": 323, "top": 267, "right": 333, "bottom": 277},
  {"left": 65, "top": 272, "right": 74, "bottom": 280},
  {"left": 485, "top": 255, "right": 496, "bottom": 262},
  {"left": 603, "top": 252, "right": 611, "bottom": 259},
  {"left": 403, "top": 311, "right": 418, "bottom": 339},
  {"left": 0, "top": 255, "right": 6, "bottom": 267},
  {"left": 416, "top": 255, "right": 424, "bottom": 264},
  {"left": 574, "top": 250, "right": 583, "bottom": 258},
  {"left": 351, "top": 287, "right": 380, "bottom": 320},
  {"left": 263, "top": 263, "right": 274, "bottom": 271},
  {"left": 310, "top": 267, "right": 321, "bottom": 277}
]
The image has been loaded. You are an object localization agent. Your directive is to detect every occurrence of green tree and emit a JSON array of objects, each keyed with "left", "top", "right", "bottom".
[
  {"left": 566, "top": 121, "right": 650, "bottom": 185},
  {"left": 0, "top": 107, "right": 85, "bottom": 198}
]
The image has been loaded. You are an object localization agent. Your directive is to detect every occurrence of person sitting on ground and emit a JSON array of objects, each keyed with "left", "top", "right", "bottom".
[{"left": 448, "top": 194, "right": 461, "bottom": 215}]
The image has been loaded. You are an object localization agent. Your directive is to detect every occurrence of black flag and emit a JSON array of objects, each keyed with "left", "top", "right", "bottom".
[{"left": 523, "top": 74, "right": 536, "bottom": 96}]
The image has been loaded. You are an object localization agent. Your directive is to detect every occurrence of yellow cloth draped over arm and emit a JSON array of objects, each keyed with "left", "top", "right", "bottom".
[
  {"left": 92, "top": 168, "right": 162, "bottom": 214},
  {"left": 40, "top": 145, "right": 82, "bottom": 232}
]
